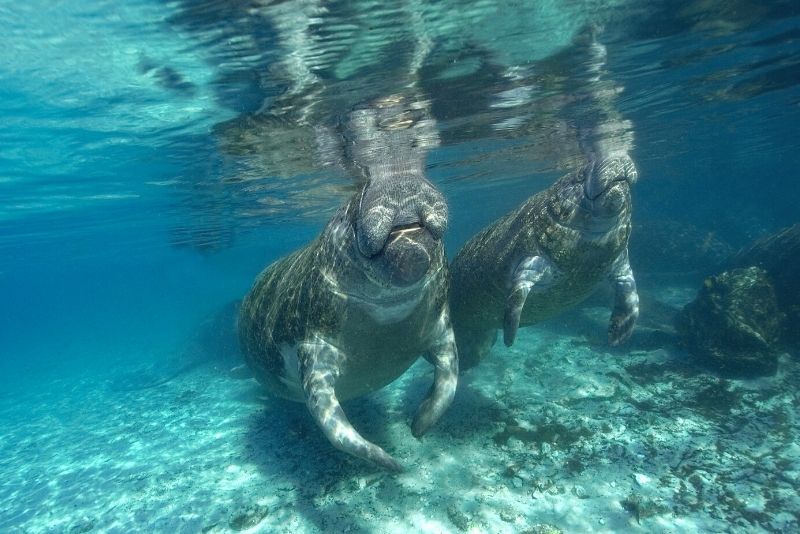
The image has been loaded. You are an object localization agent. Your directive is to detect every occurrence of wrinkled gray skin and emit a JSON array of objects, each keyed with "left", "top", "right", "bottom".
[
  {"left": 450, "top": 150, "right": 639, "bottom": 370},
  {"left": 239, "top": 96, "right": 456, "bottom": 472},
  {"left": 450, "top": 34, "right": 640, "bottom": 370}
]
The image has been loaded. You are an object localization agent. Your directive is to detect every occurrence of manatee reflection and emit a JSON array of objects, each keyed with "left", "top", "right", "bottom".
[{"left": 164, "top": 0, "right": 646, "bottom": 254}]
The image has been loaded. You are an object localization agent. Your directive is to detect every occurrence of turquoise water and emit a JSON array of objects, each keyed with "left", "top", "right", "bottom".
[{"left": 2, "top": 1, "right": 800, "bottom": 532}]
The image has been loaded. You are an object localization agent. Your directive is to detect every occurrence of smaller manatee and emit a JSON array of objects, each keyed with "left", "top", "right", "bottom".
[{"left": 450, "top": 150, "right": 639, "bottom": 370}]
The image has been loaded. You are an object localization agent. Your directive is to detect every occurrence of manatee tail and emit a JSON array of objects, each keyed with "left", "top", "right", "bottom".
[
  {"left": 109, "top": 359, "right": 203, "bottom": 392},
  {"left": 299, "top": 339, "right": 404, "bottom": 472}
]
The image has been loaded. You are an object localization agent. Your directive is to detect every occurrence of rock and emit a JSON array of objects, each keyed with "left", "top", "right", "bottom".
[
  {"left": 500, "top": 508, "right": 518, "bottom": 522},
  {"left": 229, "top": 503, "right": 269, "bottom": 531},
  {"left": 621, "top": 493, "right": 669, "bottom": 523},
  {"left": 730, "top": 223, "right": 800, "bottom": 345},
  {"left": 447, "top": 504, "right": 472, "bottom": 532},
  {"left": 503, "top": 463, "right": 522, "bottom": 478},
  {"left": 676, "top": 266, "right": 784, "bottom": 376},
  {"left": 572, "top": 485, "right": 588, "bottom": 499}
]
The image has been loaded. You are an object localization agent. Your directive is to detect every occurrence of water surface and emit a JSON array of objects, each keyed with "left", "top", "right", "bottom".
[{"left": 2, "top": 1, "right": 800, "bottom": 532}]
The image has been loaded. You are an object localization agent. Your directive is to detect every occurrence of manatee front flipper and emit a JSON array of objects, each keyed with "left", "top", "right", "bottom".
[
  {"left": 504, "top": 256, "right": 555, "bottom": 347},
  {"left": 299, "top": 337, "right": 404, "bottom": 472},
  {"left": 411, "top": 310, "right": 458, "bottom": 438},
  {"left": 608, "top": 249, "right": 639, "bottom": 346}
]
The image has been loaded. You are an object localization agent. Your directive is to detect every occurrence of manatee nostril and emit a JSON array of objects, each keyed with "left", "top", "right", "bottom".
[
  {"left": 421, "top": 210, "right": 447, "bottom": 239},
  {"left": 417, "top": 198, "right": 447, "bottom": 238},
  {"left": 357, "top": 206, "right": 395, "bottom": 257}
]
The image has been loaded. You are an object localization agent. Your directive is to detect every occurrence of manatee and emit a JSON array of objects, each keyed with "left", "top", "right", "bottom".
[
  {"left": 238, "top": 96, "right": 457, "bottom": 471},
  {"left": 450, "top": 145, "right": 639, "bottom": 370}
]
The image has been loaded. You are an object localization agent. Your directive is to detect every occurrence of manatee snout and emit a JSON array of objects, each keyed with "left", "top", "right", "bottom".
[
  {"left": 583, "top": 155, "right": 637, "bottom": 201},
  {"left": 356, "top": 182, "right": 447, "bottom": 286},
  {"left": 578, "top": 155, "right": 637, "bottom": 232},
  {"left": 381, "top": 224, "right": 436, "bottom": 286}
]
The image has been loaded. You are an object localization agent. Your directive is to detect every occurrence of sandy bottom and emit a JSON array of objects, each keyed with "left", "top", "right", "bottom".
[{"left": 2, "top": 283, "right": 799, "bottom": 533}]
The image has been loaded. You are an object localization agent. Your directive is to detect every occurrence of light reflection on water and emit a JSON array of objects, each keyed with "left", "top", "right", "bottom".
[{"left": 0, "top": 0, "right": 798, "bottom": 262}]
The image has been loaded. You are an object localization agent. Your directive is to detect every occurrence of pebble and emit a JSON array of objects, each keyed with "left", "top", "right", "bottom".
[{"left": 500, "top": 509, "right": 517, "bottom": 522}]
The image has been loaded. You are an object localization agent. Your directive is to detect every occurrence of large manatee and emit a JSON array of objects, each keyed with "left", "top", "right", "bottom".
[{"left": 238, "top": 96, "right": 457, "bottom": 471}]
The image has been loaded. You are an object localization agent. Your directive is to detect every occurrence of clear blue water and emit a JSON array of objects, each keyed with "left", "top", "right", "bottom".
[{"left": 2, "top": 1, "right": 800, "bottom": 532}]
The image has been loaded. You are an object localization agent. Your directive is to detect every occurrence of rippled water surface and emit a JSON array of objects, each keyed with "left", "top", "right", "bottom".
[{"left": 2, "top": 0, "right": 800, "bottom": 531}]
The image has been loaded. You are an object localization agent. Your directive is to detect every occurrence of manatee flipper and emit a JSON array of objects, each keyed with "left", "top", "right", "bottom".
[
  {"left": 608, "top": 249, "right": 639, "bottom": 346},
  {"left": 412, "top": 310, "right": 458, "bottom": 438},
  {"left": 299, "top": 337, "right": 403, "bottom": 472},
  {"left": 503, "top": 256, "right": 555, "bottom": 347}
]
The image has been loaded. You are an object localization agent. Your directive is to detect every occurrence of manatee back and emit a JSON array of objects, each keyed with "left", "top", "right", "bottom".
[{"left": 238, "top": 245, "right": 335, "bottom": 399}]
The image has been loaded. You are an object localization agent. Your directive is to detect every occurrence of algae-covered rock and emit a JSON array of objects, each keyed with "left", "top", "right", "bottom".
[
  {"left": 675, "top": 266, "right": 784, "bottom": 376},
  {"left": 447, "top": 504, "right": 473, "bottom": 532},
  {"left": 730, "top": 223, "right": 800, "bottom": 345},
  {"left": 621, "top": 493, "right": 670, "bottom": 523}
]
